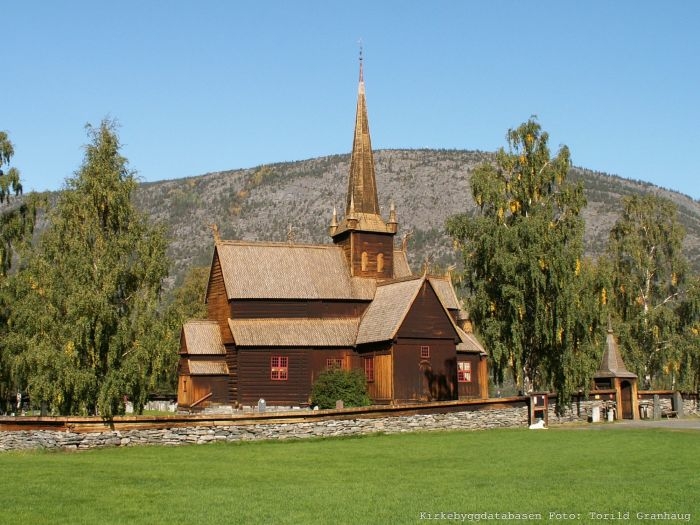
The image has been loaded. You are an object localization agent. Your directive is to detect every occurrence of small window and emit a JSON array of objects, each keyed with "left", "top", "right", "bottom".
[
  {"left": 457, "top": 361, "right": 472, "bottom": 383},
  {"left": 420, "top": 345, "right": 430, "bottom": 359},
  {"left": 361, "top": 251, "right": 368, "bottom": 271},
  {"left": 377, "top": 253, "right": 385, "bottom": 273},
  {"left": 271, "top": 356, "right": 289, "bottom": 381},
  {"left": 364, "top": 356, "right": 374, "bottom": 382},
  {"left": 326, "top": 358, "right": 343, "bottom": 369}
]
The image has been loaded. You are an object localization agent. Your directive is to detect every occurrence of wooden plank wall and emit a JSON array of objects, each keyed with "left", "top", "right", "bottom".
[
  {"left": 398, "top": 282, "right": 457, "bottom": 340},
  {"left": 393, "top": 340, "right": 457, "bottom": 402},
  {"left": 457, "top": 354, "right": 483, "bottom": 399},
  {"left": 237, "top": 349, "right": 311, "bottom": 406},
  {"left": 206, "top": 253, "right": 233, "bottom": 344},
  {"left": 231, "top": 300, "right": 368, "bottom": 319}
]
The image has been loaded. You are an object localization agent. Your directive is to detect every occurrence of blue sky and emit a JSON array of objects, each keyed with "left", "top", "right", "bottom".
[{"left": 5, "top": 1, "right": 699, "bottom": 199}]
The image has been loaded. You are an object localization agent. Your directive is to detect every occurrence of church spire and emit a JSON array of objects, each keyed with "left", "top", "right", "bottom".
[{"left": 346, "top": 46, "right": 380, "bottom": 217}]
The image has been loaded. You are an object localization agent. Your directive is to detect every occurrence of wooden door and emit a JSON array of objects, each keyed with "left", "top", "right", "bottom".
[
  {"left": 620, "top": 381, "right": 633, "bottom": 419},
  {"left": 372, "top": 354, "right": 393, "bottom": 401}
]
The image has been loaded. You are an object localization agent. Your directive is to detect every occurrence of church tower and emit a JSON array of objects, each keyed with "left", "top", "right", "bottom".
[{"left": 330, "top": 52, "right": 398, "bottom": 278}]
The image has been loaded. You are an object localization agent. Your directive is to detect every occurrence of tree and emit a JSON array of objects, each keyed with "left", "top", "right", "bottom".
[
  {"left": 7, "top": 120, "right": 169, "bottom": 417},
  {"left": 144, "top": 265, "right": 209, "bottom": 395},
  {"left": 675, "top": 276, "right": 700, "bottom": 392},
  {"left": 0, "top": 131, "right": 41, "bottom": 413},
  {"left": 606, "top": 194, "right": 689, "bottom": 388},
  {"left": 446, "top": 118, "right": 599, "bottom": 408}
]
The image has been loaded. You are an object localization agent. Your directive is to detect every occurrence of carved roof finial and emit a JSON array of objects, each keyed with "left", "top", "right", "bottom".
[
  {"left": 358, "top": 39, "right": 364, "bottom": 83},
  {"left": 286, "top": 223, "right": 296, "bottom": 244},
  {"left": 209, "top": 223, "right": 221, "bottom": 244}
]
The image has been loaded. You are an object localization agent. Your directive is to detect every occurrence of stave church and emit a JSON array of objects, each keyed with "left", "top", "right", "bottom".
[{"left": 177, "top": 57, "right": 488, "bottom": 410}]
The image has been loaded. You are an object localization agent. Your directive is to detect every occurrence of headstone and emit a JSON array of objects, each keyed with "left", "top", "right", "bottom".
[
  {"left": 653, "top": 394, "right": 661, "bottom": 420},
  {"left": 335, "top": 400, "right": 344, "bottom": 409},
  {"left": 258, "top": 398, "right": 266, "bottom": 412},
  {"left": 672, "top": 391, "right": 684, "bottom": 417}
]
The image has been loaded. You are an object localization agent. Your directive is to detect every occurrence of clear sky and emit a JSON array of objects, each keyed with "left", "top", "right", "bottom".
[{"left": 5, "top": 1, "right": 699, "bottom": 199}]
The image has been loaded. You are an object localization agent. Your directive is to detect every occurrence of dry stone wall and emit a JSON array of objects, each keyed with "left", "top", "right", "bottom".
[{"left": 0, "top": 406, "right": 528, "bottom": 452}]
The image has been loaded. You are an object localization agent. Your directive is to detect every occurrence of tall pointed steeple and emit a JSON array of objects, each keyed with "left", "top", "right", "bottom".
[
  {"left": 330, "top": 49, "right": 398, "bottom": 279},
  {"left": 346, "top": 46, "right": 380, "bottom": 216},
  {"left": 332, "top": 49, "right": 396, "bottom": 239}
]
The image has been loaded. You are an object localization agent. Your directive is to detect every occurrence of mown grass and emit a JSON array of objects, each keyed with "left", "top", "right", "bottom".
[{"left": 0, "top": 427, "right": 697, "bottom": 524}]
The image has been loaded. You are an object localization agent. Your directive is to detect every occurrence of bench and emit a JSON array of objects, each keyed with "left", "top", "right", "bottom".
[{"left": 661, "top": 409, "right": 678, "bottom": 418}]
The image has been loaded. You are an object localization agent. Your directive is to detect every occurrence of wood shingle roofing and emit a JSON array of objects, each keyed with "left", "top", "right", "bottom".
[
  {"left": 356, "top": 277, "right": 425, "bottom": 344},
  {"left": 428, "top": 277, "right": 461, "bottom": 310},
  {"left": 181, "top": 320, "right": 226, "bottom": 355},
  {"left": 187, "top": 360, "right": 229, "bottom": 375},
  {"left": 228, "top": 318, "right": 359, "bottom": 347},
  {"left": 595, "top": 328, "right": 637, "bottom": 379},
  {"left": 215, "top": 241, "right": 376, "bottom": 300}
]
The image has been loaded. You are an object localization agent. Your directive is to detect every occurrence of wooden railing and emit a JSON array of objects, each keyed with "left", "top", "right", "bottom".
[{"left": 189, "top": 392, "right": 213, "bottom": 409}]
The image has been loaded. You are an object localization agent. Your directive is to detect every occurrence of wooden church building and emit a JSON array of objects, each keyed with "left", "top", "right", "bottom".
[{"left": 177, "top": 59, "right": 488, "bottom": 410}]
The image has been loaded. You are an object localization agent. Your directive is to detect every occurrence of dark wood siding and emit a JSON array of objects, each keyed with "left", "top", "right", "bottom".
[
  {"left": 308, "top": 349, "right": 355, "bottom": 386},
  {"left": 350, "top": 231, "right": 394, "bottom": 279},
  {"left": 393, "top": 339, "right": 457, "bottom": 402},
  {"left": 457, "top": 354, "right": 482, "bottom": 399},
  {"left": 332, "top": 230, "right": 395, "bottom": 278},
  {"left": 398, "top": 281, "right": 458, "bottom": 340},
  {"left": 237, "top": 349, "right": 311, "bottom": 406},
  {"left": 225, "top": 344, "right": 238, "bottom": 405},
  {"left": 356, "top": 343, "right": 393, "bottom": 402},
  {"left": 206, "top": 253, "right": 233, "bottom": 344},
  {"left": 231, "top": 300, "right": 369, "bottom": 319}
]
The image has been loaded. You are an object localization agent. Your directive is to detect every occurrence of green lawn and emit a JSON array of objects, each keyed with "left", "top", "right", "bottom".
[{"left": 0, "top": 426, "right": 697, "bottom": 524}]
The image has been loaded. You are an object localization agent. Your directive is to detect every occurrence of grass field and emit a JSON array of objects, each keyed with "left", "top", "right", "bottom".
[{"left": 0, "top": 426, "right": 697, "bottom": 524}]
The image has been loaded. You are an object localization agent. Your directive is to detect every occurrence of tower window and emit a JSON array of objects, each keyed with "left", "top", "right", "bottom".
[
  {"left": 420, "top": 345, "right": 430, "bottom": 359},
  {"left": 377, "top": 253, "right": 384, "bottom": 273},
  {"left": 361, "top": 251, "right": 368, "bottom": 271}
]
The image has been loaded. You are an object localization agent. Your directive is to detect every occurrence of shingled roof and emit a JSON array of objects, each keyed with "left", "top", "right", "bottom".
[
  {"left": 356, "top": 277, "right": 425, "bottom": 344},
  {"left": 393, "top": 250, "right": 412, "bottom": 279},
  {"left": 594, "top": 327, "right": 637, "bottom": 379},
  {"left": 187, "top": 360, "right": 229, "bottom": 375},
  {"left": 181, "top": 320, "right": 226, "bottom": 355},
  {"left": 229, "top": 318, "right": 359, "bottom": 347},
  {"left": 456, "top": 325, "right": 487, "bottom": 355},
  {"left": 215, "top": 241, "right": 376, "bottom": 300},
  {"left": 428, "top": 276, "right": 461, "bottom": 310}
]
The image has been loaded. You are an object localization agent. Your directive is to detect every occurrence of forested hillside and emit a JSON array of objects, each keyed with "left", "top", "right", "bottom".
[{"left": 131, "top": 149, "right": 700, "bottom": 290}]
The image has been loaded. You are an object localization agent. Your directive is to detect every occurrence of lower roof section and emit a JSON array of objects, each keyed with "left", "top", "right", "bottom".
[{"left": 228, "top": 317, "right": 359, "bottom": 347}]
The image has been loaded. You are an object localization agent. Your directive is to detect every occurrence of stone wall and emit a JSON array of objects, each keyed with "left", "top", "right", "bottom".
[
  {"left": 0, "top": 406, "right": 528, "bottom": 452},
  {"left": 1, "top": 391, "right": 697, "bottom": 452}
]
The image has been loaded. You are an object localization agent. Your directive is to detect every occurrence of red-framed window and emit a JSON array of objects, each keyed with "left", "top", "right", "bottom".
[
  {"left": 364, "top": 356, "right": 374, "bottom": 382},
  {"left": 457, "top": 361, "right": 472, "bottom": 383},
  {"left": 326, "top": 358, "right": 343, "bottom": 369},
  {"left": 420, "top": 345, "right": 430, "bottom": 359},
  {"left": 271, "top": 356, "right": 289, "bottom": 381}
]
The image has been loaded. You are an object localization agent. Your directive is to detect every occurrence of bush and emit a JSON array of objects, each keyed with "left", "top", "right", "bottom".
[{"left": 311, "top": 368, "right": 371, "bottom": 409}]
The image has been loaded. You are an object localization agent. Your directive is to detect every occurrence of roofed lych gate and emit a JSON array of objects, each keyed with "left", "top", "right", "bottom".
[{"left": 177, "top": 58, "right": 488, "bottom": 410}]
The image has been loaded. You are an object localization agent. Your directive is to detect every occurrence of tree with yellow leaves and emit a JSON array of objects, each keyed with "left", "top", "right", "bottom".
[
  {"left": 6, "top": 120, "right": 169, "bottom": 417},
  {"left": 447, "top": 118, "right": 601, "bottom": 410},
  {"left": 607, "top": 194, "right": 694, "bottom": 389}
]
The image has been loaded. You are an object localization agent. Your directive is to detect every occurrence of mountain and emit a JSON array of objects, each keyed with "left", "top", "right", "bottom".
[{"left": 132, "top": 149, "right": 700, "bottom": 290}]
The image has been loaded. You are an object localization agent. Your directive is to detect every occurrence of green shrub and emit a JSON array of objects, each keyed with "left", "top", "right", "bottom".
[{"left": 311, "top": 368, "right": 371, "bottom": 409}]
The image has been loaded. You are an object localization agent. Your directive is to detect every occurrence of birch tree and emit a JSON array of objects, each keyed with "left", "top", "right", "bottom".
[{"left": 8, "top": 120, "right": 169, "bottom": 416}]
